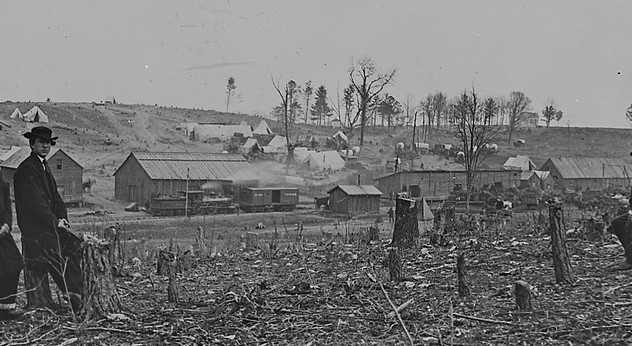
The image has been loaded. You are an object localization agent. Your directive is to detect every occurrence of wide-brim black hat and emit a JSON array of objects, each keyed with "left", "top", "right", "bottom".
[{"left": 23, "top": 126, "right": 58, "bottom": 142}]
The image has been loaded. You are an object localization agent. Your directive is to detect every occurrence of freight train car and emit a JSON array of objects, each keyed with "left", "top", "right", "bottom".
[{"left": 238, "top": 187, "right": 299, "bottom": 213}]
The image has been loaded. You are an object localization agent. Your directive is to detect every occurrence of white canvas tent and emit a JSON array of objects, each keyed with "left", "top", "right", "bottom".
[
  {"left": 9, "top": 108, "right": 22, "bottom": 119},
  {"left": 308, "top": 151, "right": 345, "bottom": 171},
  {"left": 503, "top": 155, "right": 535, "bottom": 171},
  {"left": 261, "top": 135, "right": 287, "bottom": 153},
  {"left": 22, "top": 106, "right": 48, "bottom": 123},
  {"left": 242, "top": 138, "right": 261, "bottom": 154},
  {"left": 418, "top": 197, "right": 434, "bottom": 221},
  {"left": 253, "top": 119, "right": 272, "bottom": 135},
  {"left": 293, "top": 147, "right": 313, "bottom": 164}
]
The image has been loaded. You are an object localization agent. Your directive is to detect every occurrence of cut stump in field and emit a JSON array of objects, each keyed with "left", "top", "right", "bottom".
[
  {"left": 548, "top": 200, "right": 576, "bottom": 284},
  {"left": 193, "top": 226, "right": 207, "bottom": 259},
  {"left": 514, "top": 280, "right": 533, "bottom": 310},
  {"left": 159, "top": 250, "right": 179, "bottom": 303},
  {"left": 104, "top": 225, "right": 123, "bottom": 276},
  {"left": 391, "top": 197, "right": 419, "bottom": 249},
  {"left": 387, "top": 247, "right": 402, "bottom": 282},
  {"left": 81, "top": 235, "right": 123, "bottom": 318},
  {"left": 457, "top": 252, "right": 471, "bottom": 298}
]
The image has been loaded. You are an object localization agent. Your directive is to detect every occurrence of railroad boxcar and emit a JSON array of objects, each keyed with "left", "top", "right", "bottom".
[{"left": 239, "top": 187, "right": 299, "bottom": 212}]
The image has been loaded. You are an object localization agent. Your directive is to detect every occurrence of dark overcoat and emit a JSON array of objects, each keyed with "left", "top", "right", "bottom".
[
  {"left": 13, "top": 152, "right": 72, "bottom": 260},
  {"left": 0, "top": 181, "right": 22, "bottom": 277}
]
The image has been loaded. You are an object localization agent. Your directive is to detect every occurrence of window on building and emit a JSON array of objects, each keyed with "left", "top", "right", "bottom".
[
  {"left": 56, "top": 159, "right": 63, "bottom": 170},
  {"left": 401, "top": 185, "right": 407, "bottom": 192}
]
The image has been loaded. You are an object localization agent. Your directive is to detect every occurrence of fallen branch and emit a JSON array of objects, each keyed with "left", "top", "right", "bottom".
[
  {"left": 371, "top": 268, "right": 415, "bottom": 346},
  {"left": 386, "top": 298, "right": 415, "bottom": 319},
  {"left": 604, "top": 282, "right": 632, "bottom": 295},
  {"left": 452, "top": 313, "right": 514, "bottom": 326}
]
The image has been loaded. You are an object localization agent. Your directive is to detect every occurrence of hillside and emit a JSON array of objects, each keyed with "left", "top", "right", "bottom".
[{"left": 1, "top": 101, "right": 631, "bottom": 209}]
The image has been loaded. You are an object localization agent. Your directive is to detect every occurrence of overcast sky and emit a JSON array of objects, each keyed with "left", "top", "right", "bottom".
[{"left": 1, "top": 1, "right": 631, "bottom": 128}]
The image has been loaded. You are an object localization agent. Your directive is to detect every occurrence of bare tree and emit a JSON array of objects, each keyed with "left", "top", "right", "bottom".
[
  {"left": 226, "top": 77, "right": 236, "bottom": 112},
  {"left": 506, "top": 91, "right": 532, "bottom": 145},
  {"left": 349, "top": 56, "right": 396, "bottom": 145},
  {"left": 452, "top": 89, "right": 502, "bottom": 210},
  {"left": 271, "top": 76, "right": 297, "bottom": 174}
]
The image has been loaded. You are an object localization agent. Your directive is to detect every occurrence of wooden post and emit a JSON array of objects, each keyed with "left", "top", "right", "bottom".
[
  {"left": 514, "top": 280, "right": 532, "bottom": 310},
  {"left": 457, "top": 253, "right": 471, "bottom": 298},
  {"left": 81, "top": 235, "right": 123, "bottom": 318},
  {"left": 391, "top": 197, "right": 419, "bottom": 249},
  {"left": 548, "top": 200, "right": 576, "bottom": 284},
  {"left": 387, "top": 247, "right": 402, "bottom": 282}
]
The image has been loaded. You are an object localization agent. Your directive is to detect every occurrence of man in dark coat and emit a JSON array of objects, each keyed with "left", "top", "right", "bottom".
[
  {"left": 14, "top": 126, "right": 82, "bottom": 310},
  {"left": 0, "top": 174, "right": 24, "bottom": 319}
]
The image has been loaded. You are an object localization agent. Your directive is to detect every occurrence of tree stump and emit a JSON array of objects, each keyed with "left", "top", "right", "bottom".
[
  {"left": 178, "top": 248, "right": 193, "bottom": 272},
  {"left": 104, "top": 225, "right": 122, "bottom": 276},
  {"left": 159, "top": 250, "right": 179, "bottom": 303},
  {"left": 584, "top": 217, "right": 605, "bottom": 243},
  {"left": 193, "top": 226, "right": 207, "bottom": 259},
  {"left": 246, "top": 232, "right": 260, "bottom": 249},
  {"left": 391, "top": 197, "right": 419, "bottom": 249},
  {"left": 81, "top": 235, "right": 123, "bottom": 318},
  {"left": 514, "top": 280, "right": 532, "bottom": 310},
  {"left": 548, "top": 201, "right": 576, "bottom": 284},
  {"left": 387, "top": 247, "right": 402, "bottom": 282},
  {"left": 457, "top": 253, "right": 471, "bottom": 298},
  {"left": 366, "top": 226, "right": 380, "bottom": 243},
  {"left": 23, "top": 261, "right": 55, "bottom": 308}
]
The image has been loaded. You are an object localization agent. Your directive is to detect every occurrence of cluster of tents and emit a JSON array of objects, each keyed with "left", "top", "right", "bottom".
[{"left": 9, "top": 106, "right": 49, "bottom": 123}]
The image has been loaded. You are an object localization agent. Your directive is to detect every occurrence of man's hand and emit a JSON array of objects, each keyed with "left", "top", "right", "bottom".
[
  {"left": 0, "top": 223, "right": 9, "bottom": 237},
  {"left": 57, "top": 218, "right": 70, "bottom": 230}
]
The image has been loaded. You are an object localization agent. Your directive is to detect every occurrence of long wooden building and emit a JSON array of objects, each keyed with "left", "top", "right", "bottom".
[
  {"left": 374, "top": 169, "right": 520, "bottom": 200},
  {"left": 113, "top": 152, "right": 256, "bottom": 207},
  {"left": 540, "top": 157, "right": 632, "bottom": 191},
  {"left": 0, "top": 146, "right": 84, "bottom": 205}
]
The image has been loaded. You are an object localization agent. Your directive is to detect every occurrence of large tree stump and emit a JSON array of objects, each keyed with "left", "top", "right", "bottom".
[
  {"left": 548, "top": 201, "right": 576, "bottom": 284},
  {"left": 457, "top": 253, "right": 471, "bottom": 298},
  {"left": 514, "top": 280, "right": 532, "bottom": 310},
  {"left": 81, "top": 235, "right": 123, "bottom": 318},
  {"left": 391, "top": 197, "right": 419, "bottom": 249},
  {"left": 23, "top": 261, "right": 55, "bottom": 308},
  {"left": 387, "top": 247, "right": 402, "bottom": 282}
]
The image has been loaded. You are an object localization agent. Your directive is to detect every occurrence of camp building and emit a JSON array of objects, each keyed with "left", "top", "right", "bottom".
[
  {"left": 327, "top": 184, "right": 382, "bottom": 214},
  {"left": 0, "top": 146, "right": 83, "bottom": 205},
  {"left": 374, "top": 169, "right": 519, "bottom": 200},
  {"left": 539, "top": 157, "right": 632, "bottom": 191},
  {"left": 114, "top": 152, "right": 256, "bottom": 207}
]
